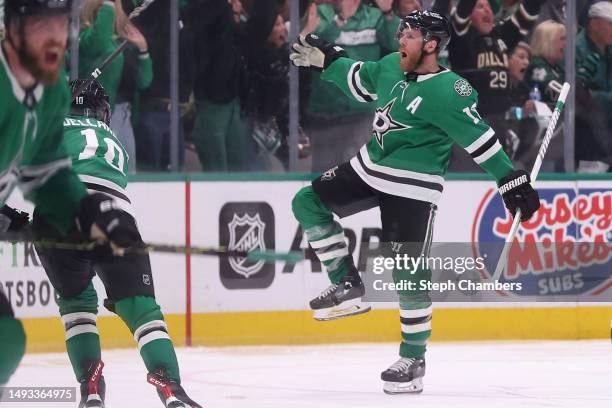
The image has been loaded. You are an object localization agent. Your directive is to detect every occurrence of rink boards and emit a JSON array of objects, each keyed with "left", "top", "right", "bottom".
[{"left": 1, "top": 174, "right": 611, "bottom": 352}]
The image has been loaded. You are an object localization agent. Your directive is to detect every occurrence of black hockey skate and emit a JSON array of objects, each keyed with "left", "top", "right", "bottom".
[
  {"left": 381, "top": 356, "right": 425, "bottom": 394},
  {"left": 78, "top": 360, "right": 105, "bottom": 408},
  {"left": 147, "top": 367, "right": 203, "bottom": 408},
  {"left": 310, "top": 264, "right": 370, "bottom": 321}
]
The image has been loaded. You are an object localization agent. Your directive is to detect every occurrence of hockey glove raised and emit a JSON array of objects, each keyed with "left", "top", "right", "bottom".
[
  {"left": 290, "top": 34, "right": 347, "bottom": 71},
  {"left": 77, "top": 193, "right": 140, "bottom": 255},
  {"left": 498, "top": 170, "right": 540, "bottom": 222},
  {"left": 0, "top": 205, "right": 30, "bottom": 232}
]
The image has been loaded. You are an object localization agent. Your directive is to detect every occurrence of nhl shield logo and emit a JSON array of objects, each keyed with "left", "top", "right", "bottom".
[
  {"left": 228, "top": 213, "right": 267, "bottom": 278},
  {"left": 219, "top": 202, "right": 275, "bottom": 289}
]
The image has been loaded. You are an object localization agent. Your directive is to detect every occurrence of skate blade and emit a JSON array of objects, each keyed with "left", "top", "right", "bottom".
[
  {"left": 383, "top": 378, "right": 424, "bottom": 395},
  {"left": 313, "top": 298, "right": 371, "bottom": 321}
]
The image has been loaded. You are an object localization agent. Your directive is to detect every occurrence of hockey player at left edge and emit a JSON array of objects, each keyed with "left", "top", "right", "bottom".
[
  {"left": 290, "top": 10, "right": 540, "bottom": 394},
  {"left": 0, "top": 0, "right": 142, "bottom": 398}
]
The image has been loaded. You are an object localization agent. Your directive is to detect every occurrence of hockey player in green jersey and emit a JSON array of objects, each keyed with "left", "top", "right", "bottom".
[
  {"left": 30, "top": 79, "right": 202, "bottom": 408},
  {"left": 290, "top": 10, "right": 540, "bottom": 394},
  {"left": 0, "top": 0, "right": 142, "bottom": 398}
]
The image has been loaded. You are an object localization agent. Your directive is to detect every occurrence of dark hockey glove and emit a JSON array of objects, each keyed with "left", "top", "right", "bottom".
[
  {"left": 498, "top": 170, "right": 541, "bottom": 222},
  {"left": 77, "top": 193, "right": 141, "bottom": 256},
  {"left": 289, "top": 34, "right": 347, "bottom": 71},
  {"left": 0, "top": 205, "right": 30, "bottom": 232}
]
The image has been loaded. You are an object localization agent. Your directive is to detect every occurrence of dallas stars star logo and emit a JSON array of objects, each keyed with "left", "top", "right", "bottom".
[{"left": 372, "top": 98, "right": 410, "bottom": 148}]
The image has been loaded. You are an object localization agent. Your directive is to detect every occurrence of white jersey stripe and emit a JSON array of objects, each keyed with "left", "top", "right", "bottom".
[
  {"left": 354, "top": 64, "right": 378, "bottom": 100},
  {"left": 359, "top": 146, "right": 445, "bottom": 185},
  {"left": 401, "top": 320, "right": 432, "bottom": 334},
  {"left": 347, "top": 63, "right": 367, "bottom": 103},
  {"left": 473, "top": 140, "right": 502, "bottom": 164},
  {"left": 465, "top": 128, "right": 496, "bottom": 154},
  {"left": 350, "top": 157, "right": 442, "bottom": 204}
]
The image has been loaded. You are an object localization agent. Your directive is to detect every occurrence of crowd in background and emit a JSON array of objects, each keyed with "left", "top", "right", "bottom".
[{"left": 64, "top": 0, "right": 612, "bottom": 173}]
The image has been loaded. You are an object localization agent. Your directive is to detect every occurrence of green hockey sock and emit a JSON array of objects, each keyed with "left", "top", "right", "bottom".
[
  {"left": 292, "top": 186, "right": 350, "bottom": 284},
  {"left": 115, "top": 296, "right": 180, "bottom": 382},
  {"left": 398, "top": 298, "right": 432, "bottom": 358},
  {"left": 58, "top": 283, "right": 101, "bottom": 381}
]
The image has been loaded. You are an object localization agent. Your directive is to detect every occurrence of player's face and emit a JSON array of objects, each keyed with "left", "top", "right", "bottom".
[
  {"left": 397, "top": 0, "right": 422, "bottom": 17},
  {"left": 508, "top": 46, "right": 529, "bottom": 81},
  {"left": 398, "top": 27, "right": 424, "bottom": 72},
  {"left": 17, "top": 14, "right": 69, "bottom": 85},
  {"left": 267, "top": 14, "right": 287, "bottom": 49},
  {"left": 471, "top": 0, "right": 494, "bottom": 35}
]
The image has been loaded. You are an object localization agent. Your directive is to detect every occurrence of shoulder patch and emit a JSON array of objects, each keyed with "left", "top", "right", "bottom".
[{"left": 454, "top": 79, "right": 472, "bottom": 97}]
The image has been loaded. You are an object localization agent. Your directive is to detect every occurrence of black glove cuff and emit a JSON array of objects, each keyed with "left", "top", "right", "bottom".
[
  {"left": 498, "top": 170, "right": 531, "bottom": 195},
  {"left": 304, "top": 34, "right": 348, "bottom": 69}
]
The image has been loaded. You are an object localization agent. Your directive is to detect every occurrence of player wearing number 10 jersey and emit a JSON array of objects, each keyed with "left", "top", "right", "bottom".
[{"left": 32, "top": 79, "right": 202, "bottom": 408}]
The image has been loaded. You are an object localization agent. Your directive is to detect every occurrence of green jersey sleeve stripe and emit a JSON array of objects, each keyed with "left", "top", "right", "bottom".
[
  {"left": 465, "top": 128, "right": 496, "bottom": 153},
  {"left": 473, "top": 140, "right": 503, "bottom": 164},
  {"left": 348, "top": 62, "right": 376, "bottom": 103},
  {"left": 19, "top": 158, "right": 72, "bottom": 195}
]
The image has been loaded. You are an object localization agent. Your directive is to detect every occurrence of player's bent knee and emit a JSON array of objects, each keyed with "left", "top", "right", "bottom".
[
  {"left": 292, "top": 186, "right": 328, "bottom": 220},
  {"left": 0, "top": 316, "right": 26, "bottom": 384},
  {"left": 115, "top": 295, "right": 167, "bottom": 335},
  {"left": 115, "top": 296, "right": 170, "bottom": 351}
]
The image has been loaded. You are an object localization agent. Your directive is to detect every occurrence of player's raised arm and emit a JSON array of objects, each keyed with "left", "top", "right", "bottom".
[{"left": 290, "top": 34, "right": 380, "bottom": 103}]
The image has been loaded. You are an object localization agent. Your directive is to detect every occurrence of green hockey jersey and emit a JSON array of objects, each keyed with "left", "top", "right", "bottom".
[
  {"left": 321, "top": 53, "right": 514, "bottom": 204},
  {"left": 62, "top": 115, "right": 134, "bottom": 217},
  {"left": 525, "top": 56, "right": 564, "bottom": 104},
  {"left": 0, "top": 45, "right": 86, "bottom": 232}
]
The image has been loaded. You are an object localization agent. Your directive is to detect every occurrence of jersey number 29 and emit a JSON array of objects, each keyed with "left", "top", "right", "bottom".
[{"left": 78, "top": 129, "right": 126, "bottom": 175}]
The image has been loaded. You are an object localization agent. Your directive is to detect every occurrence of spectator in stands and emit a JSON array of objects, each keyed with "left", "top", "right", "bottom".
[
  {"left": 300, "top": 0, "right": 400, "bottom": 172},
  {"left": 507, "top": 42, "right": 543, "bottom": 165},
  {"left": 79, "top": 0, "right": 126, "bottom": 108},
  {"left": 136, "top": 0, "right": 194, "bottom": 171},
  {"left": 393, "top": 0, "right": 422, "bottom": 17},
  {"left": 111, "top": 21, "right": 152, "bottom": 174},
  {"left": 575, "top": 1, "right": 612, "bottom": 172},
  {"left": 242, "top": 0, "right": 311, "bottom": 170},
  {"left": 447, "top": 0, "right": 545, "bottom": 171},
  {"left": 190, "top": 0, "right": 246, "bottom": 172},
  {"left": 525, "top": 20, "right": 565, "bottom": 104}
]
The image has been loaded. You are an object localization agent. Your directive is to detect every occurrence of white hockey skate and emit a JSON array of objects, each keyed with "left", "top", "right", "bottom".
[{"left": 381, "top": 357, "right": 425, "bottom": 395}]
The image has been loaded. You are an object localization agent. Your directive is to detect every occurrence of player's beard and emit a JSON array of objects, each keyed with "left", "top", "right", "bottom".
[
  {"left": 400, "top": 47, "right": 422, "bottom": 72},
  {"left": 18, "top": 39, "right": 65, "bottom": 85}
]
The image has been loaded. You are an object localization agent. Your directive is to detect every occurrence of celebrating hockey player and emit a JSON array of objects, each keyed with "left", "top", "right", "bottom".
[
  {"left": 290, "top": 10, "right": 540, "bottom": 394},
  {"left": 0, "top": 0, "right": 141, "bottom": 398},
  {"left": 29, "top": 79, "right": 202, "bottom": 408}
]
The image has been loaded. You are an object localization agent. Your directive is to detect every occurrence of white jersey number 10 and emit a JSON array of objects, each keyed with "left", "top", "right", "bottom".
[{"left": 78, "top": 128, "right": 126, "bottom": 175}]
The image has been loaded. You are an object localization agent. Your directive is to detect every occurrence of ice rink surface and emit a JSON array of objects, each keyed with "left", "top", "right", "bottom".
[{"left": 8, "top": 340, "right": 612, "bottom": 408}]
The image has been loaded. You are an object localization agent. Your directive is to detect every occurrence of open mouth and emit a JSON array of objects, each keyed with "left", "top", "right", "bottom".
[
  {"left": 400, "top": 51, "right": 408, "bottom": 58},
  {"left": 44, "top": 50, "right": 59, "bottom": 65}
]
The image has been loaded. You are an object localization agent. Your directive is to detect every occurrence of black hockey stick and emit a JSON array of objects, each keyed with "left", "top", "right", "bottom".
[
  {"left": 0, "top": 231, "right": 304, "bottom": 263},
  {"left": 71, "top": 0, "right": 157, "bottom": 100}
]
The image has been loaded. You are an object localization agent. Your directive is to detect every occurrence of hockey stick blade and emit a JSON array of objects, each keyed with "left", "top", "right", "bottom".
[{"left": 488, "top": 82, "right": 570, "bottom": 283}]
